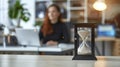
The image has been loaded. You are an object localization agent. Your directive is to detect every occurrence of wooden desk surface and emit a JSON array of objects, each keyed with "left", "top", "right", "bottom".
[
  {"left": 0, "top": 55, "right": 120, "bottom": 67},
  {"left": 95, "top": 37, "right": 120, "bottom": 41},
  {"left": 0, "top": 45, "right": 74, "bottom": 52}
]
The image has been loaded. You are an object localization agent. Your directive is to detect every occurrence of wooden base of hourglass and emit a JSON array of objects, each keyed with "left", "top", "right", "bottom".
[{"left": 72, "top": 55, "right": 97, "bottom": 60}]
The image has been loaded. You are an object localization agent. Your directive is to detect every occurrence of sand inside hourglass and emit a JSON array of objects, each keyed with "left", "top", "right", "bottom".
[{"left": 78, "top": 30, "right": 89, "bottom": 40}]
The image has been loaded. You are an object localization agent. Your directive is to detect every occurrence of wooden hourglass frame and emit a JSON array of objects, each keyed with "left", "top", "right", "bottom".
[{"left": 72, "top": 23, "right": 97, "bottom": 60}]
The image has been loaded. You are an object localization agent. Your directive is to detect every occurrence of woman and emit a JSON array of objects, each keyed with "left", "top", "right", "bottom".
[{"left": 39, "top": 4, "right": 70, "bottom": 46}]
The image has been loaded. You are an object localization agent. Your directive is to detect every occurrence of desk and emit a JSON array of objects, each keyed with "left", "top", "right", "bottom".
[
  {"left": 95, "top": 37, "right": 120, "bottom": 56},
  {"left": 0, "top": 45, "right": 74, "bottom": 54},
  {"left": 0, "top": 55, "right": 120, "bottom": 67}
]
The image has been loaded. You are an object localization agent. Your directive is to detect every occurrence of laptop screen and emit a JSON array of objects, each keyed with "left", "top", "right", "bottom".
[
  {"left": 97, "top": 24, "right": 115, "bottom": 37},
  {"left": 15, "top": 29, "right": 41, "bottom": 47}
]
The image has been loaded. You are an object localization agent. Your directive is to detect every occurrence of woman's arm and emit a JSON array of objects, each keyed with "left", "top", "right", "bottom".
[
  {"left": 58, "top": 23, "right": 70, "bottom": 43},
  {"left": 39, "top": 29, "right": 44, "bottom": 43}
]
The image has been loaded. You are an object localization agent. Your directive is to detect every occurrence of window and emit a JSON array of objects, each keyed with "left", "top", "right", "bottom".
[{"left": 0, "top": 0, "right": 9, "bottom": 26}]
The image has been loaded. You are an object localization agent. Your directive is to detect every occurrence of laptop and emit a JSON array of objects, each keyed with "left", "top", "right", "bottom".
[
  {"left": 97, "top": 24, "right": 116, "bottom": 37},
  {"left": 15, "top": 29, "right": 41, "bottom": 47}
]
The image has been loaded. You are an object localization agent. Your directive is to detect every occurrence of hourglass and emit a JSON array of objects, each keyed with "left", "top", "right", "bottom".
[
  {"left": 72, "top": 23, "right": 97, "bottom": 60},
  {"left": 77, "top": 29, "right": 91, "bottom": 55}
]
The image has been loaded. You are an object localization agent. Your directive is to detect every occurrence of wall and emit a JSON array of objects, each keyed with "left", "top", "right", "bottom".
[
  {"left": 95, "top": 42, "right": 113, "bottom": 56},
  {"left": 105, "top": 4, "right": 120, "bottom": 20}
]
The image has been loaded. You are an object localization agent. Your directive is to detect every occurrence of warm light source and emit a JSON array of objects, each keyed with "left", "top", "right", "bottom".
[{"left": 93, "top": 1, "right": 107, "bottom": 11}]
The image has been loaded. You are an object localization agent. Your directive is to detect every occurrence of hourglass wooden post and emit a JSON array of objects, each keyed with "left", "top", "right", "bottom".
[{"left": 72, "top": 23, "right": 97, "bottom": 60}]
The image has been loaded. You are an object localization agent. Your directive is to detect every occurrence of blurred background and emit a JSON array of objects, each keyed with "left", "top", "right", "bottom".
[{"left": 0, "top": 0, "right": 120, "bottom": 56}]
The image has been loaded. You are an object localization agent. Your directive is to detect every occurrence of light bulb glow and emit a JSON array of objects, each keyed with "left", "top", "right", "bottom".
[{"left": 93, "top": 1, "right": 107, "bottom": 11}]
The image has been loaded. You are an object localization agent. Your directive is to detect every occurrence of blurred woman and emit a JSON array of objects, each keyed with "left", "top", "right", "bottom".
[{"left": 39, "top": 4, "right": 70, "bottom": 46}]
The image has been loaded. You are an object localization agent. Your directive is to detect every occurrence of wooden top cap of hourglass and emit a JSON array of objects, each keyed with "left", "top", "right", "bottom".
[{"left": 74, "top": 23, "right": 97, "bottom": 28}]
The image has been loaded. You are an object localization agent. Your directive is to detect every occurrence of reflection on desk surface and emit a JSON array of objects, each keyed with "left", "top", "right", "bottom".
[{"left": 0, "top": 55, "right": 120, "bottom": 67}]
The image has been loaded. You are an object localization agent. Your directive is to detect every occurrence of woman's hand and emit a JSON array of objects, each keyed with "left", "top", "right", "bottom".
[{"left": 46, "top": 40, "right": 58, "bottom": 46}]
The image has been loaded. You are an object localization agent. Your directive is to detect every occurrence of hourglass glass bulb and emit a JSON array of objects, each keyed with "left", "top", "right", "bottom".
[{"left": 78, "top": 30, "right": 89, "bottom": 40}]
